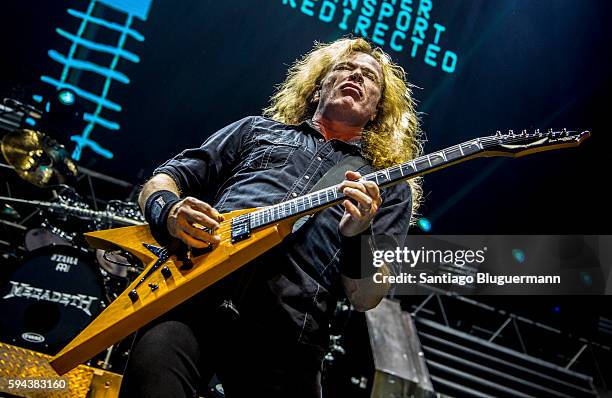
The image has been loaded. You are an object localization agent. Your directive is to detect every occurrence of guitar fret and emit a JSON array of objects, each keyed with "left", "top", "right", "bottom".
[
  {"left": 414, "top": 157, "right": 429, "bottom": 171},
  {"left": 444, "top": 147, "right": 457, "bottom": 161}
]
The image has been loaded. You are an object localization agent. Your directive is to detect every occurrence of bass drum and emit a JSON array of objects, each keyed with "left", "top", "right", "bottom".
[{"left": 0, "top": 245, "right": 106, "bottom": 354}]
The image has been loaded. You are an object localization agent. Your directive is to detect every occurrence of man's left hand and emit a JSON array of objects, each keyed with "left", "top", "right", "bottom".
[{"left": 338, "top": 170, "right": 382, "bottom": 237}]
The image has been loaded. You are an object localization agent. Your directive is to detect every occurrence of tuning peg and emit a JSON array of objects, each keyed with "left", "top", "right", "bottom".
[
  {"left": 520, "top": 129, "right": 527, "bottom": 136},
  {"left": 508, "top": 129, "right": 515, "bottom": 137},
  {"left": 535, "top": 128, "right": 541, "bottom": 136}
]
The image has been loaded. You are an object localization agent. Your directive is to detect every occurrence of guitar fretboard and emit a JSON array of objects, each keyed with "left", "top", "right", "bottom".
[{"left": 249, "top": 138, "right": 487, "bottom": 229}]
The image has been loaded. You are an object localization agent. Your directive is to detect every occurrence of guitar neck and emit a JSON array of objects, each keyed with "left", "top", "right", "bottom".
[{"left": 249, "top": 138, "right": 487, "bottom": 230}]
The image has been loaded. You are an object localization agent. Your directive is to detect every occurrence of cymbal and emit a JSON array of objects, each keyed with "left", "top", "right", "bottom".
[
  {"left": 1, "top": 129, "right": 77, "bottom": 187},
  {"left": 1, "top": 129, "right": 43, "bottom": 170}
]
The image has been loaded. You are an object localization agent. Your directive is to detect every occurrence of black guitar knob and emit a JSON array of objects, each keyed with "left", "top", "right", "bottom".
[
  {"left": 128, "top": 289, "right": 139, "bottom": 302},
  {"left": 148, "top": 283, "right": 159, "bottom": 291},
  {"left": 161, "top": 266, "right": 172, "bottom": 279}
]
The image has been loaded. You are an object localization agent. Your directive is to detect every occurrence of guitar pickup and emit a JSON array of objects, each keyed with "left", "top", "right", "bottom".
[{"left": 231, "top": 215, "right": 251, "bottom": 243}]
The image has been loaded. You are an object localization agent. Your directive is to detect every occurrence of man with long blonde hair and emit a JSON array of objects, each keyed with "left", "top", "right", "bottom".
[{"left": 121, "top": 37, "right": 422, "bottom": 398}]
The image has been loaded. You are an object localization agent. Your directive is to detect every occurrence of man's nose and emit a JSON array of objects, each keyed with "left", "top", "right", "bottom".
[{"left": 348, "top": 70, "right": 364, "bottom": 83}]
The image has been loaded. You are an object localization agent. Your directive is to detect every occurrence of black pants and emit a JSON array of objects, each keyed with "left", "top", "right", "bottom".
[{"left": 118, "top": 293, "right": 323, "bottom": 398}]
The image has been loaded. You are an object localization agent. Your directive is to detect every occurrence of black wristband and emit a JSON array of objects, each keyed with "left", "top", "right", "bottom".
[
  {"left": 144, "top": 190, "right": 180, "bottom": 245},
  {"left": 339, "top": 233, "right": 379, "bottom": 279}
]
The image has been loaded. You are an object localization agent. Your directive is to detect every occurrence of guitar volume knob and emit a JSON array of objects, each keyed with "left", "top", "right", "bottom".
[{"left": 128, "top": 289, "right": 139, "bottom": 302}]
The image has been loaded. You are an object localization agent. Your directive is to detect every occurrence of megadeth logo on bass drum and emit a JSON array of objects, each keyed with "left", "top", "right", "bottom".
[{"left": 2, "top": 281, "right": 99, "bottom": 316}]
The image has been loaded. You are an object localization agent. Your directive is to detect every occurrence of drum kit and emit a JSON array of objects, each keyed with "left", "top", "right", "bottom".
[{"left": 0, "top": 125, "right": 145, "bottom": 371}]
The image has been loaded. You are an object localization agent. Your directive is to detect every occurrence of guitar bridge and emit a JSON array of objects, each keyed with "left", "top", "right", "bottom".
[{"left": 231, "top": 214, "right": 251, "bottom": 243}]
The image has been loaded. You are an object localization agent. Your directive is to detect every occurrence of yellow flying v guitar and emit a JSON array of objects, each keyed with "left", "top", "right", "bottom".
[{"left": 50, "top": 128, "right": 590, "bottom": 375}]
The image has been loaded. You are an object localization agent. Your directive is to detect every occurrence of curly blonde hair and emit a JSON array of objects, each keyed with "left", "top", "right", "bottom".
[{"left": 263, "top": 37, "right": 423, "bottom": 218}]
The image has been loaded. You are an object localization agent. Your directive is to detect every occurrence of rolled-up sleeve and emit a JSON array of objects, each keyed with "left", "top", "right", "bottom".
[{"left": 153, "top": 116, "right": 255, "bottom": 196}]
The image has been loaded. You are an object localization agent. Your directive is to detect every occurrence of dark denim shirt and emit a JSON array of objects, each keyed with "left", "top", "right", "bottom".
[{"left": 154, "top": 116, "right": 412, "bottom": 351}]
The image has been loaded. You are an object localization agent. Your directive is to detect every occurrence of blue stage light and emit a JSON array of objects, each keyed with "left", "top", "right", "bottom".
[
  {"left": 512, "top": 249, "right": 525, "bottom": 263},
  {"left": 580, "top": 272, "right": 592, "bottom": 286},
  {"left": 552, "top": 306, "right": 561, "bottom": 314},
  {"left": 417, "top": 217, "right": 432, "bottom": 232},
  {"left": 57, "top": 89, "right": 76, "bottom": 106}
]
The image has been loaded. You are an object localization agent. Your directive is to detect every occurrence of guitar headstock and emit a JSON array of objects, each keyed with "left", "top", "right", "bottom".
[{"left": 480, "top": 128, "right": 590, "bottom": 157}]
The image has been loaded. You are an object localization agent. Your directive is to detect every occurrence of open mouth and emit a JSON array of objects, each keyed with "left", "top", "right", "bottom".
[{"left": 339, "top": 83, "right": 362, "bottom": 98}]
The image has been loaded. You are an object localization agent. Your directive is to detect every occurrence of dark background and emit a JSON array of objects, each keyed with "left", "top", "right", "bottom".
[
  {"left": 1, "top": 0, "right": 610, "bottom": 234},
  {"left": 1, "top": 0, "right": 611, "bottom": 389}
]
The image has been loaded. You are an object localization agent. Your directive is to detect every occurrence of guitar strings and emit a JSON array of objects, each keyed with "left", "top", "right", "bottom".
[{"left": 202, "top": 131, "right": 580, "bottom": 241}]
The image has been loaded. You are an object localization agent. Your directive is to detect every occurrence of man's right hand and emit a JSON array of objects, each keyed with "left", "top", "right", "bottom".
[{"left": 166, "top": 197, "right": 224, "bottom": 249}]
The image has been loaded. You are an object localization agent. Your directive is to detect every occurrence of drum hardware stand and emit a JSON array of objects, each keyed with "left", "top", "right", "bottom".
[
  {"left": 74, "top": 164, "right": 134, "bottom": 212},
  {"left": 83, "top": 172, "right": 99, "bottom": 211},
  {"left": 0, "top": 218, "right": 27, "bottom": 231},
  {"left": 0, "top": 196, "right": 145, "bottom": 226},
  {"left": 0, "top": 98, "right": 42, "bottom": 132}
]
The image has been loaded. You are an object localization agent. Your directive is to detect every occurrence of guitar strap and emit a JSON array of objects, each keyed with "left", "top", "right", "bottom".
[
  {"left": 292, "top": 154, "right": 371, "bottom": 232},
  {"left": 311, "top": 155, "right": 371, "bottom": 191}
]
